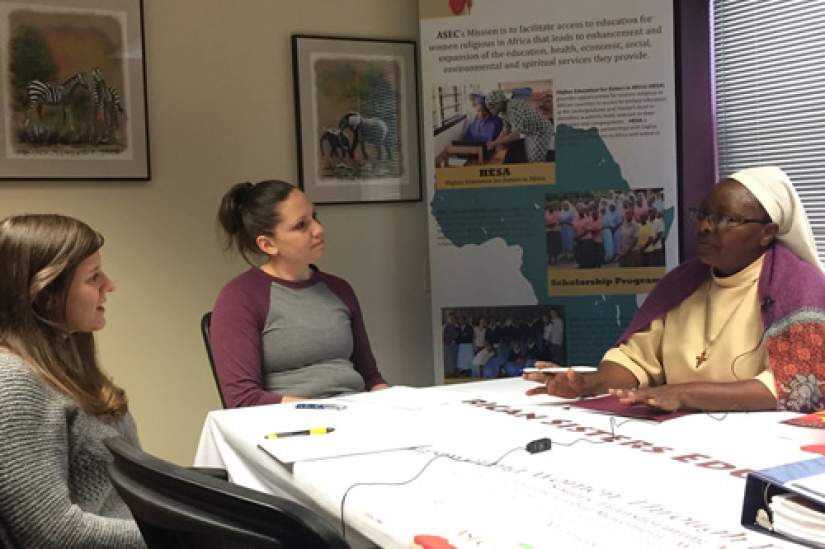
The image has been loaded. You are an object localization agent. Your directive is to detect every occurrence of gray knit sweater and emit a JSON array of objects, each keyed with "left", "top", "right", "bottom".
[{"left": 0, "top": 352, "right": 146, "bottom": 548}]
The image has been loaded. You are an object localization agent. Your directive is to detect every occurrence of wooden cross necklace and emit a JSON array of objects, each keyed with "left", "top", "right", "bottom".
[{"left": 696, "top": 277, "right": 751, "bottom": 368}]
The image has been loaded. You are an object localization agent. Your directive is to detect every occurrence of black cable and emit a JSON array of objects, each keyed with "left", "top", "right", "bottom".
[
  {"left": 335, "top": 385, "right": 749, "bottom": 541},
  {"left": 601, "top": 403, "right": 730, "bottom": 433},
  {"left": 551, "top": 437, "right": 610, "bottom": 448},
  {"left": 608, "top": 415, "right": 637, "bottom": 438},
  {"left": 692, "top": 324, "right": 767, "bottom": 421},
  {"left": 729, "top": 324, "right": 768, "bottom": 382},
  {"left": 694, "top": 290, "right": 770, "bottom": 419},
  {"left": 338, "top": 444, "right": 527, "bottom": 538}
]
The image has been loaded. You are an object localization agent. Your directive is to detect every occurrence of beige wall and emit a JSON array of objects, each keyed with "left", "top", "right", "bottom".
[{"left": 0, "top": 0, "right": 432, "bottom": 465}]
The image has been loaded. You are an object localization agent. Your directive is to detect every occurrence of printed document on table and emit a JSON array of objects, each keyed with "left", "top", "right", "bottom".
[
  {"left": 257, "top": 406, "right": 432, "bottom": 464},
  {"left": 332, "top": 385, "right": 465, "bottom": 411}
]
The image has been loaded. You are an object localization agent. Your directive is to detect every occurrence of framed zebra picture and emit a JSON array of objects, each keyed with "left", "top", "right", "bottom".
[
  {"left": 0, "top": 0, "right": 149, "bottom": 180},
  {"left": 292, "top": 35, "right": 421, "bottom": 204}
]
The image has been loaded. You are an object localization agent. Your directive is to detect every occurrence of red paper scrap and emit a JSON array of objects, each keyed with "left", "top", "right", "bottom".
[
  {"left": 782, "top": 412, "right": 825, "bottom": 429},
  {"left": 413, "top": 534, "right": 457, "bottom": 549},
  {"left": 800, "top": 444, "right": 825, "bottom": 455}
]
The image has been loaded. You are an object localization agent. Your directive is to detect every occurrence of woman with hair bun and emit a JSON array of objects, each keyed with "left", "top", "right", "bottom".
[
  {"left": 0, "top": 214, "right": 145, "bottom": 548},
  {"left": 211, "top": 180, "right": 389, "bottom": 407}
]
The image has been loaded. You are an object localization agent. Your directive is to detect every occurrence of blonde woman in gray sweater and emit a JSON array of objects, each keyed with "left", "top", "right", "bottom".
[{"left": 0, "top": 214, "right": 145, "bottom": 549}]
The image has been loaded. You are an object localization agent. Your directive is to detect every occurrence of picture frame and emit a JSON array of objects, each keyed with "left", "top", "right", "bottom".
[
  {"left": 292, "top": 35, "right": 421, "bottom": 204},
  {"left": 0, "top": 0, "right": 150, "bottom": 180}
]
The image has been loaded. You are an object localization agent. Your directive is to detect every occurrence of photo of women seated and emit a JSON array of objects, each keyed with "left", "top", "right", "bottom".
[
  {"left": 528, "top": 167, "right": 825, "bottom": 414},
  {"left": 442, "top": 304, "right": 565, "bottom": 383},
  {"left": 547, "top": 188, "right": 666, "bottom": 268},
  {"left": 432, "top": 80, "right": 554, "bottom": 168},
  {"left": 452, "top": 94, "right": 503, "bottom": 155}
]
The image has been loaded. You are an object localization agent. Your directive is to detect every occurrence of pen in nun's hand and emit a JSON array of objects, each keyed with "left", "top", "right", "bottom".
[{"left": 264, "top": 427, "right": 335, "bottom": 440}]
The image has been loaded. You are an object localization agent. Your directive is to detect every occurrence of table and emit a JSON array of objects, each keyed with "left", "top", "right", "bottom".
[{"left": 195, "top": 379, "right": 818, "bottom": 548}]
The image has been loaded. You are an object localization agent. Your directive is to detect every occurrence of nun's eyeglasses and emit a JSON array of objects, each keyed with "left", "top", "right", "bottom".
[{"left": 688, "top": 208, "right": 771, "bottom": 231}]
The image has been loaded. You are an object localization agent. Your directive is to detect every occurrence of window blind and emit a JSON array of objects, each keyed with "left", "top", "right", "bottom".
[{"left": 714, "top": 0, "right": 825, "bottom": 263}]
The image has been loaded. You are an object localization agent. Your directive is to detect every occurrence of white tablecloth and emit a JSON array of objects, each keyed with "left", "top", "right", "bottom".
[{"left": 195, "top": 378, "right": 819, "bottom": 548}]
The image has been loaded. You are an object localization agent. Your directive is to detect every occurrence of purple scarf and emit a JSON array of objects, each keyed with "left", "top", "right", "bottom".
[{"left": 617, "top": 243, "right": 825, "bottom": 412}]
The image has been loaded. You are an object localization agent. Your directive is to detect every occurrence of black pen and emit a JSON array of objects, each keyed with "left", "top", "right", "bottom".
[{"left": 264, "top": 427, "right": 335, "bottom": 440}]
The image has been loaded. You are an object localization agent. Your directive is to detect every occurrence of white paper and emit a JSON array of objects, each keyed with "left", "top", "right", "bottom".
[
  {"left": 789, "top": 473, "right": 825, "bottom": 506},
  {"left": 771, "top": 493, "right": 825, "bottom": 546},
  {"left": 258, "top": 406, "right": 433, "bottom": 464},
  {"left": 332, "top": 385, "right": 465, "bottom": 411}
]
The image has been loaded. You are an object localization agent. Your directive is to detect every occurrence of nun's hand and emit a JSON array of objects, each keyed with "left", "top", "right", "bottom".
[
  {"left": 610, "top": 385, "right": 685, "bottom": 412},
  {"left": 525, "top": 366, "right": 593, "bottom": 399}
]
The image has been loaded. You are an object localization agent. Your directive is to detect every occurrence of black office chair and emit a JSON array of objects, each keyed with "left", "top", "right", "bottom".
[
  {"left": 104, "top": 437, "right": 349, "bottom": 549},
  {"left": 201, "top": 312, "right": 227, "bottom": 408}
]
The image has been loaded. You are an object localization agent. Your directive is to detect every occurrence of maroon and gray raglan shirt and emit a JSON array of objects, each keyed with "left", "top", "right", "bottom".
[{"left": 210, "top": 267, "right": 386, "bottom": 407}]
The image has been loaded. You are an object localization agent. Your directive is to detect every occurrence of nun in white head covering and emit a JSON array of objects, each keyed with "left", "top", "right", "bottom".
[
  {"left": 729, "top": 166, "right": 824, "bottom": 272},
  {"left": 525, "top": 165, "right": 825, "bottom": 414}
]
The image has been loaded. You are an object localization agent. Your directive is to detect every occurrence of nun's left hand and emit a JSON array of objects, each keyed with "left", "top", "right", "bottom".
[{"left": 610, "top": 385, "right": 686, "bottom": 412}]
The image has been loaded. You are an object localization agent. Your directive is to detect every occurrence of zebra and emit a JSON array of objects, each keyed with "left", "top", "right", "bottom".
[
  {"left": 24, "top": 72, "right": 88, "bottom": 130},
  {"left": 90, "top": 67, "right": 124, "bottom": 144}
]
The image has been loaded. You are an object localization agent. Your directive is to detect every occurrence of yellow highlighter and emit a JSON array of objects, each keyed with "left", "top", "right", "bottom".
[{"left": 264, "top": 427, "right": 335, "bottom": 440}]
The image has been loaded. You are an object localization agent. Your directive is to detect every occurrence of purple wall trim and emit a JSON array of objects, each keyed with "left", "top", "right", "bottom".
[{"left": 675, "top": 0, "right": 716, "bottom": 262}]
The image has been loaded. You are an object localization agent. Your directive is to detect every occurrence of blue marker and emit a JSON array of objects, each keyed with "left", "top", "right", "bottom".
[{"left": 295, "top": 403, "right": 347, "bottom": 410}]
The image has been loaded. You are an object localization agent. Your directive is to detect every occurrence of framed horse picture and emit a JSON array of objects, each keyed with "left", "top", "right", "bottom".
[
  {"left": 0, "top": 0, "right": 149, "bottom": 180},
  {"left": 292, "top": 35, "right": 421, "bottom": 204}
]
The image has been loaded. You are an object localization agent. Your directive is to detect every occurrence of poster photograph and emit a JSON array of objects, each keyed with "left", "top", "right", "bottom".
[
  {"left": 546, "top": 188, "right": 668, "bottom": 296},
  {"left": 433, "top": 79, "right": 555, "bottom": 189},
  {"left": 0, "top": 0, "right": 149, "bottom": 179},
  {"left": 441, "top": 304, "right": 565, "bottom": 382},
  {"left": 292, "top": 34, "right": 421, "bottom": 204},
  {"left": 547, "top": 188, "right": 666, "bottom": 268}
]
